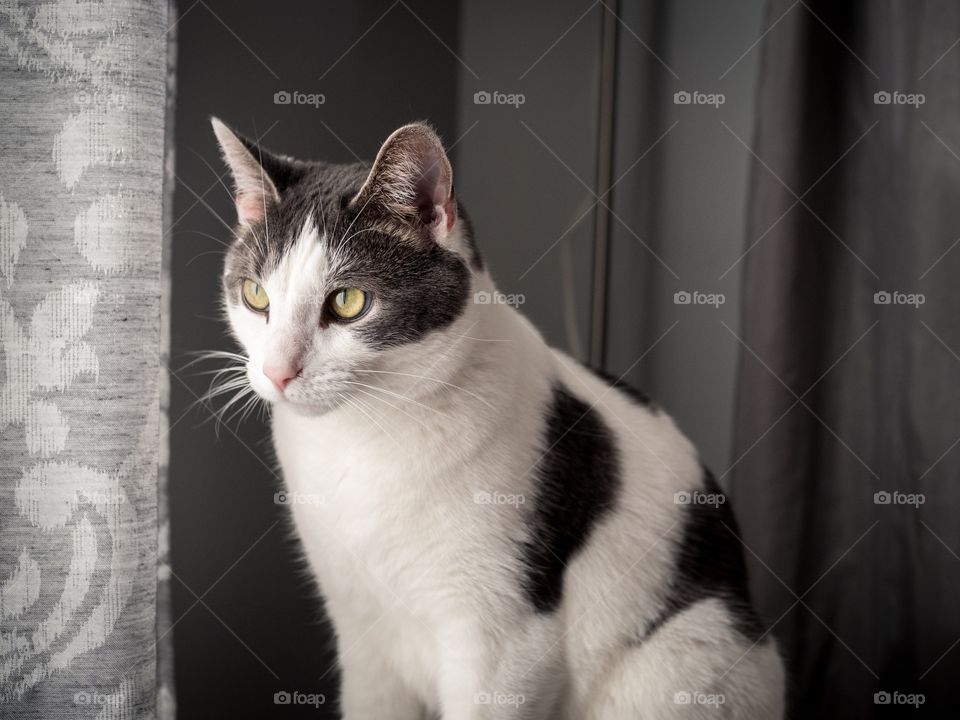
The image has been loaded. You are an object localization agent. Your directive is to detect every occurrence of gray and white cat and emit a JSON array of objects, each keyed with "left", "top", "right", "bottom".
[{"left": 211, "top": 118, "right": 785, "bottom": 719}]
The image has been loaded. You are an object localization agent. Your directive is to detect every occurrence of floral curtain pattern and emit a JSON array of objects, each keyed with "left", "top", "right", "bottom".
[{"left": 0, "top": 1, "right": 170, "bottom": 717}]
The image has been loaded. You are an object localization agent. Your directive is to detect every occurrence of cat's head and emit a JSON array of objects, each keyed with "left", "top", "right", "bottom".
[{"left": 212, "top": 119, "right": 485, "bottom": 415}]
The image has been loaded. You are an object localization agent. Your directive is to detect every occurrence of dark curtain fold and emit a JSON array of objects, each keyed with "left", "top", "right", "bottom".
[{"left": 732, "top": 1, "right": 960, "bottom": 717}]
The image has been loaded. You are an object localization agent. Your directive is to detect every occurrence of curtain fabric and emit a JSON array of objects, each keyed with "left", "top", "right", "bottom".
[
  {"left": 732, "top": 1, "right": 960, "bottom": 717},
  {"left": 0, "top": 1, "right": 171, "bottom": 717}
]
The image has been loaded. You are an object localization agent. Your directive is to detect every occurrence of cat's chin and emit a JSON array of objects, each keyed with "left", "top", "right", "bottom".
[{"left": 272, "top": 395, "right": 343, "bottom": 418}]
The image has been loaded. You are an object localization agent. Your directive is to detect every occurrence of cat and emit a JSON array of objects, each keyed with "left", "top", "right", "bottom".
[{"left": 211, "top": 117, "right": 785, "bottom": 719}]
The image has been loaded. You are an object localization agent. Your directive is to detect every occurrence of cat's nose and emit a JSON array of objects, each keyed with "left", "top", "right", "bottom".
[{"left": 263, "top": 361, "right": 301, "bottom": 392}]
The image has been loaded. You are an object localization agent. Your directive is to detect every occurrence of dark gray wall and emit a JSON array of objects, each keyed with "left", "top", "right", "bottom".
[
  {"left": 646, "top": 0, "right": 764, "bottom": 476},
  {"left": 455, "top": 0, "right": 603, "bottom": 359},
  {"left": 605, "top": 0, "right": 765, "bottom": 475}
]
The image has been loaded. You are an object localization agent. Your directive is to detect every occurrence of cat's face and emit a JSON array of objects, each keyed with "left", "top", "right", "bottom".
[{"left": 212, "top": 120, "right": 483, "bottom": 415}]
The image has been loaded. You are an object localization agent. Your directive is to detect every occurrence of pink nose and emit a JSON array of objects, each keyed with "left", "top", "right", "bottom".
[{"left": 263, "top": 361, "right": 301, "bottom": 392}]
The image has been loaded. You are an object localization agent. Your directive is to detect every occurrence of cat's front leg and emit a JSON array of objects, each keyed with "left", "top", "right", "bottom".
[
  {"left": 438, "top": 615, "right": 564, "bottom": 720},
  {"left": 337, "top": 626, "right": 426, "bottom": 720}
]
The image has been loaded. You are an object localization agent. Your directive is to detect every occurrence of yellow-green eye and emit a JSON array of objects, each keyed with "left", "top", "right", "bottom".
[
  {"left": 241, "top": 279, "right": 269, "bottom": 312},
  {"left": 329, "top": 288, "right": 368, "bottom": 320}
]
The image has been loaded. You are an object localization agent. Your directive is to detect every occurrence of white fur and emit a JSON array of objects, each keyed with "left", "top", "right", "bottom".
[{"left": 225, "top": 224, "right": 785, "bottom": 719}]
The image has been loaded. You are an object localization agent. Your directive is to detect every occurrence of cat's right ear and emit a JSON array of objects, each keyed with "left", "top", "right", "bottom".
[
  {"left": 211, "top": 117, "right": 282, "bottom": 226},
  {"left": 351, "top": 123, "right": 457, "bottom": 245}
]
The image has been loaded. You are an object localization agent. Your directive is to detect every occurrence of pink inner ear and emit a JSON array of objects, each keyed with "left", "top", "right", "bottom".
[
  {"left": 236, "top": 193, "right": 265, "bottom": 224},
  {"left": 443, "top": 195, "right": 457, "bottom": 233},
  {"left": 415, "top": 149, "right": 456, "bottom": 237}
]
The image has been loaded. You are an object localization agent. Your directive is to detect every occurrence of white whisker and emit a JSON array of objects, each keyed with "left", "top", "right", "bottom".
[
  {"left": 449, "top": 334, "right": 512, "bottom": 343},
  {"left": 343, "top": 380, "right": 448, "bottom": 418},
  {"left": 337, "top": 192, "right": 376, "bottom": 252},
  {"left": 349, "top": 394, "right": 406, "bottom": 453},
  {"left": 347, "top": 385, "right": 430, "bottom": 431},
  {"left": 352, "top": 369, "right": 495, "bottom": 410}
]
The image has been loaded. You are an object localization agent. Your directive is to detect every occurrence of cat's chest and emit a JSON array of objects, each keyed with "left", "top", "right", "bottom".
[
  {"left": 279, "top": 428, "right": 424, "bottom": 543},
  {"left": 272, "top": 407, "right": 474, "bottom": 575},
  {"left": 270, "top": 403, "right": 530, "bottom": 607}
]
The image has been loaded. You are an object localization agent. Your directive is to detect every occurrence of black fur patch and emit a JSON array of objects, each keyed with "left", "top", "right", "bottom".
[
  {"left": 639, "top": 468, "right": 765, "bottom": 644},
  {"left": 584, "top": 365, "right": 656, "bottom": 410},
  {"left": 519, "top": 383, "right": 621, "bottom": 613}
]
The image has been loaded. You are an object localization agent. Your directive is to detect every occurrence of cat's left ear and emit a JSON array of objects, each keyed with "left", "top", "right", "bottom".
[{"left": 352, "top": 123, "right": 457, "bottom": 244}]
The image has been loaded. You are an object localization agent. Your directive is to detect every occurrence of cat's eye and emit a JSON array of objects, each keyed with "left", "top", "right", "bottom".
[
  {"left": 329, "top": 288, "right": 369, "bottom": 320},
  {"left": 241, "top": 279, "right": 269, "bottom": 313}
]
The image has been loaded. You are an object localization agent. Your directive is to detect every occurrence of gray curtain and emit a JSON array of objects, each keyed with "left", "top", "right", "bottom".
[
  {"left": 731, "top": 1, "right": 960, "bottom": 717},
  {"left": 0, "top": 1, "right": 171, "bottom": 717}
]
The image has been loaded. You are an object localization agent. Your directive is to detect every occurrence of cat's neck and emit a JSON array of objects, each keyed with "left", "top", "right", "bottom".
[{"left": 271, "top": 272, "right": 555, "bottom": 450}]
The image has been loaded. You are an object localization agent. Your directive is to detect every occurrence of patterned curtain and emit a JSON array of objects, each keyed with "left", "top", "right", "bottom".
[{"left": 0, "top": 1, "right": 173, "bottom": 718}]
